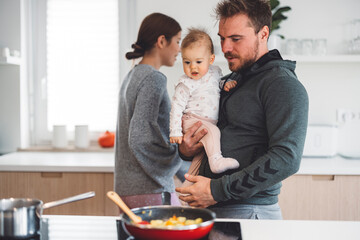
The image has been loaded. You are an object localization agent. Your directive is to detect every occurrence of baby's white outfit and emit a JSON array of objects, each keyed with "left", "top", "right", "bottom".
[{"left": 170, "top": 65, "right": 239, "bottom": 178}]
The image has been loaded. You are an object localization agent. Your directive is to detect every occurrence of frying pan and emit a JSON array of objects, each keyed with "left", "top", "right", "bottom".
[
  {"left": 0, "top": 191, "right": 95, "bottom": 238},
  {"left": 120, "top": 205, "right": 216, "bottom": 240}
]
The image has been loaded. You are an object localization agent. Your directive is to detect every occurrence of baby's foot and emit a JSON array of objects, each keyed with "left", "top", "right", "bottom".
[{"left": 209, "top": 154, "right": 239, "bottom": 174}]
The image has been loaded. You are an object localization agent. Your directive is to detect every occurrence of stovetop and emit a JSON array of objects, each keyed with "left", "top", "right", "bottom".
[{"left": 0, "top": 217, "right": 241, "bottom": 240}]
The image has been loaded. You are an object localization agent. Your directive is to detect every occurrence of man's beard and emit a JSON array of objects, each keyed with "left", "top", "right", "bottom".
[{"left": 226, "top": 39, "right": 259, "bottom": 72}]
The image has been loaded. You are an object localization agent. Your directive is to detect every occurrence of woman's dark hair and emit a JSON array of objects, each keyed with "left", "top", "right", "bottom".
[
  {"left": 215, "top": 0, "right": 271, "bottom": 34},
  {"left": 126, "top": 13, "right": 182, "bottom": 60}
]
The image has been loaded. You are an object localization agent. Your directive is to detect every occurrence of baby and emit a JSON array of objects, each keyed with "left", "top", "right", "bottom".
[{"left": 170, "top": 28, "right": 239, "bottom": 176}]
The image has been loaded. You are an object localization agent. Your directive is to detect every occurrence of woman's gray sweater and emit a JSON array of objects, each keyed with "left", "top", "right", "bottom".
[{"left": 115, "top": 64, "right": 181, "bottom": 196}]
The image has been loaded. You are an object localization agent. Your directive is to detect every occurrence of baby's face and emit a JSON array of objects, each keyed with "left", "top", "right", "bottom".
[{"left": 181, "top": 42, "right": 215, "bottom": 80}]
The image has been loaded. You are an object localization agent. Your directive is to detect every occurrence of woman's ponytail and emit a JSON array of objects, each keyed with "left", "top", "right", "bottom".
[{"left": 125, "top": 43, "right": 145, "bottom": 60}]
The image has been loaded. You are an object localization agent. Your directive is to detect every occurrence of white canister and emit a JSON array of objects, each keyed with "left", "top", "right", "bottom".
[
  {"left": 338, "top": 121, "right": 360, "bottom": 158},
  {"left": 53, "top": 125, "right": 67, "bottom": 149},
  {"left": 303, "top": 125, "right": 338, "bottom": 157},
  {"left": 1, "top": 47, "right": 10, "bottom": 57},
  {"left": 75, "top": 125, "right": 89, "bottom": 149}
]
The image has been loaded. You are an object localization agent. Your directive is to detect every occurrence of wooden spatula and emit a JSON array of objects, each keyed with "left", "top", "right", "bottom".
[{"left": 107, "top": 191, "right": 149, "bottom": 224}]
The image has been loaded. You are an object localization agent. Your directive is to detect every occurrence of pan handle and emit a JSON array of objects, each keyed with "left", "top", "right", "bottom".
[
  {"left": 161, "top": 192, "right": 171, "bottom": 205},
  {"left": 42, "top": 191, "right": 95, "bottom": 210}
]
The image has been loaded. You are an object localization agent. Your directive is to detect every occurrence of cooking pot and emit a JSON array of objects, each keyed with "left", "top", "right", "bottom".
[
  {"left": 120, "top": 205, "right": 216, "bottom": 240},
  {"left": 0, "top": 191, "right": 95, "bottom": 238}
]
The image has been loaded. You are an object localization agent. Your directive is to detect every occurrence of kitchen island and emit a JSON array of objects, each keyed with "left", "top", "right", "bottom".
[
  {"left": 1, "top": 152, "right": 360, "bottom": 220},
  {"left": 41, "top": 214, "right": 360, "bottom": 240}
]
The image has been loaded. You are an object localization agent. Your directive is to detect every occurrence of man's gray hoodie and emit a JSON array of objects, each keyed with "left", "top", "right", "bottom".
[{"left": 201, "top": 50, "right": 309, "bottom": 206}]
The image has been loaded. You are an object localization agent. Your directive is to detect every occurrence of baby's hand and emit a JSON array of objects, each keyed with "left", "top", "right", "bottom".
[
  {"left": 170, "top": 136, "right": 183, "bottom": 144},
  {"left": 224, "top": 80, "right": 237, "bottom": 92}
]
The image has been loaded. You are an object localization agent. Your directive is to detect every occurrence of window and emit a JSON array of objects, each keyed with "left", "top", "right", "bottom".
[{"left": 30, "top": 0, "right": 119, "bottom": 144}]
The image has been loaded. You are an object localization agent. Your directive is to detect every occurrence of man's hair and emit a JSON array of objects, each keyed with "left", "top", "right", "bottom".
[
  {"left": 181, "top": 28, "right": 214, "bottom": 54},
  {"left": 215, "top": 0, "right": 271, "bottom": 34}
]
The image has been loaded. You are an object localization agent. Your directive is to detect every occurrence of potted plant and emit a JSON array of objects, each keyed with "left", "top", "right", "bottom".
[{"left": 268, "top": 0, "right": 291, "bottom": 50}]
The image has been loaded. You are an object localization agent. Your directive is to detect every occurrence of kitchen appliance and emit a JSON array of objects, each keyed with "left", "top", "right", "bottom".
[
  {"left": 120, "top": 205, "right": 216, "bottom": 240},
  {"left": 338, "top": 120, "right": 360, "bottom": 158},
  {"left": 0, "top": 217, "right": 242, "bottom": 240},
  {"left": 302, "top": 125, "right": 338, "bottom": 157},
  {"left": 0, "top": 191, "right": 95, "bottom": 238},
  {"left": 107, "top": 191, "right": 144, "bottom": 224}
]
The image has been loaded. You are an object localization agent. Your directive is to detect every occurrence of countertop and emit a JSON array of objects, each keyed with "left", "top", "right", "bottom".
[
  {"left": 1, "top": 151, "right": 360, "bottom": 175},
  {"left": 0, "top": 152, "right": 114, "bottom": 172},
  {"left": 42, "top": 215, "right": 360, "bottom": 240}
]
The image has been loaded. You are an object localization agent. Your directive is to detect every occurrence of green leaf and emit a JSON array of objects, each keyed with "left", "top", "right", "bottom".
[
  {"left": 271, "top": 19, "right": 281, "bottom": 32},
  {"left": 273, "top": 13, "right": 287, "bottom": 21},
  {"left": 270, "top": 0, "right": 280, "bottom": 10},
  {"left": 272, "top": 6, "right": 291, "bottom": 19},
  {"left": 270, "top": 1, "right": 291, "bottom": 39}
]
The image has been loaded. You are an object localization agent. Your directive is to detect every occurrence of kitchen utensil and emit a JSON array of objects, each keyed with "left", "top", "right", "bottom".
[
  {"left": 106, "top": 191, "right": 143, "bottom": 224},
  {"left": 0, "top": 191, "right": 95, "bottom": 238},
  {"left": 120, "top": 205, "right": 216, "bottom": 240}
]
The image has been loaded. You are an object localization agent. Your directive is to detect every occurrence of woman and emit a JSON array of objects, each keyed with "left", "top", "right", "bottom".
[{"left": 114, "top": 13, "right": 182, "bottom": 208}]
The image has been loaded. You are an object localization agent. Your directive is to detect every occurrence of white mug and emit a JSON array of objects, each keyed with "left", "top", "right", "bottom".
[
  {"left": 2, "top": 47, "right": 10, "bottom": 57},
  {"left": 53, "top": 125, "right": 67, "bottom": 149},
  {"left": 75, "top": 125, "right": 89, "bottom": 149}
]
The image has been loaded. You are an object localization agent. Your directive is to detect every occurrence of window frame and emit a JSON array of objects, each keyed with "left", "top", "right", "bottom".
[{"left": 25, "top": 0, "right": 135, "bottom": 146}]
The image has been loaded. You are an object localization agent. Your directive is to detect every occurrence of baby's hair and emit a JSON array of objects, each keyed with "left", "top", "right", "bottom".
[{"left": 181, "top": 28, "right": 214, "bottom": 54}]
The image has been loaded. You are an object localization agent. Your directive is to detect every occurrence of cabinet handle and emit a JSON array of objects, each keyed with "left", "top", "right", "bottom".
[
  {"left": 312, "top": 175, "right": 335, "bottom": 181},
  {"left": 41, "top": 172, "right": 63, "bottom": 178}
]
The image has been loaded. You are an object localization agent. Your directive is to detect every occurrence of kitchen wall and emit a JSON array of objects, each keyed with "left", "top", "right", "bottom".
[
  {"left": 130, "top": 0, "right": 360, "bottom": 125},
  {"left": 0, "top": 0, "right": 22, "bottom": 154},
  {"left": 276, "top": 0, "right": 360, "bottom": 124},
  {"left": 1, "top": 0, "right": 359, "bottom": 154}
]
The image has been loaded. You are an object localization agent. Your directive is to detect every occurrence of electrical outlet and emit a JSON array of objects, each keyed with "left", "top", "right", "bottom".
[{"left": 337, "top": 109, "right": 360, "bottom": 124}]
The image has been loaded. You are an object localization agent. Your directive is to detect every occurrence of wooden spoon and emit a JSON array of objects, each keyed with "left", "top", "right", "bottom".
[{"left": 107, "top": 191, "right": 149, "bottom": 224}]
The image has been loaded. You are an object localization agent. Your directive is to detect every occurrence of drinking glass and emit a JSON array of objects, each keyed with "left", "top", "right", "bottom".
[
  {"left": 313, "top": 39, "right": 327, "bottom": 56},
  {"left": 286, "top": 39, "right": 299, "bottom": 55},
  {"left": 301, "top": 39, "right": 313, "bottom": 55}
]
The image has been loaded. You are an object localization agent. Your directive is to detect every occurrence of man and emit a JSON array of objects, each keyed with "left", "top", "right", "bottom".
[{"left": 176, "top": 0, "right": 309, "bottom": 219}]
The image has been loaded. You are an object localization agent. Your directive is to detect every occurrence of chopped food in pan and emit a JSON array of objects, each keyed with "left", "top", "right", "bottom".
[{"left": 148, "top": 215, "right": 203, "bottom": 227}]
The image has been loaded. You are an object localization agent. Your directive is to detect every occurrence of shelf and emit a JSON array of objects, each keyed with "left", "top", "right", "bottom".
[
  {"left": 0, "top": 56, "right": 21, "bottom": 65},
  {"left": 282, "top": 54, "right": 360, "bottom": 63},
  {"left": 180, "top": 54, "right": 360, "bottom": 65}
]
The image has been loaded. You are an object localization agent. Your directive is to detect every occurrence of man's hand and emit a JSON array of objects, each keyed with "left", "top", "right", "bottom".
[
  {"left": 170, "top": 136, "right": 183, "bottom": 144},
  {"left": 179, "top": 121, "right": 207, "bottom": 158},
  {"left": 175, "top": 174, "right": 217, "bottom": 208}
]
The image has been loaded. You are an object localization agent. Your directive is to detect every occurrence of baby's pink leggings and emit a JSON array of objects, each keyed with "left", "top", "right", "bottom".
[{"left": 182, "top": 113, "right": 221, "bottom": 183}]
